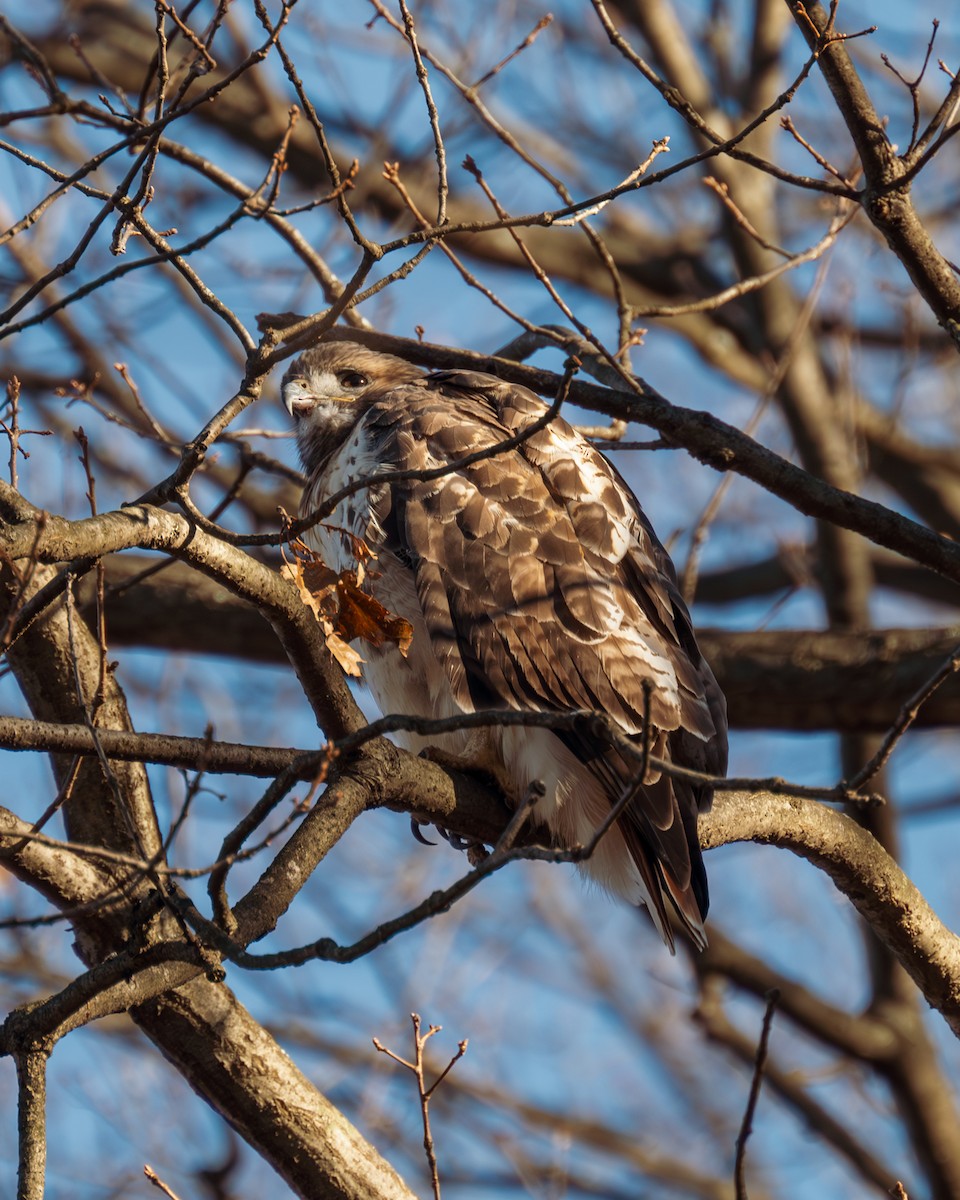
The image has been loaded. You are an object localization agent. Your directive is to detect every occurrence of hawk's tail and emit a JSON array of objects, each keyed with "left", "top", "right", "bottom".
[{"left": 617, "top": 776, "right": 709, "bottom": 953}]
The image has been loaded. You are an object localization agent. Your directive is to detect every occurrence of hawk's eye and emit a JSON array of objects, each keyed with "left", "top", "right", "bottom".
[{"left": 336, "top": 369, "right": 369, "bottom": 389}]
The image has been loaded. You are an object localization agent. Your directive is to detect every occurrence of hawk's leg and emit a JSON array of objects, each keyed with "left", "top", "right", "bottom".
[
  {"left": 408, "top": 815, "right": 490, "bottom": 866},
  {"left": 410, "top": 751, "right": 546, "bottom": 866},
  {"left": 409, "top": 745, "right": 513, "bottom": 864}
]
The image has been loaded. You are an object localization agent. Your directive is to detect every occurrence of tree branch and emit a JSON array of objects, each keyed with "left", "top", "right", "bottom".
[{"left": 700, "top": 792, "right": 960, "bottom": 1037}]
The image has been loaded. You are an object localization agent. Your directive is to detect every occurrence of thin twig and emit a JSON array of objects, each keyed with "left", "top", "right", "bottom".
[
  {"left": 881, "top": 19, "right": 938, "bottom": 155},
  {"left": 397, "top": 0, "right": 447, "bottom": 226},
  {"left": 779, "top": 115, "right": 851, "bottom": 182},
  {"left": 632, "top": 205, "right": 855, "bottom": 321},
  {"left": 373, "top": 1014, "right": 466, "bottom": 1200},
  {"left": 909, "top": 46, "right": 960, "bottom": 163},
  {"left": 470, "top": 14, "right": 553, "bottom": 89},
  {"left": 155, "top": 0, "right": 217, "bottom": 72},
  {"left": 25, "top": 757, "right": 83, "bottom": 842},
  {"left": 844, "top": 641, "right": 960, "bottom": 793},
  {"left": 144, "top": 1165, "right": 184, "bottom": 1200},
  {"left": 553, "top": 140, "right": 671, "bottom": 226},
  {"left": 0, "top": 514, "right": 49, "bottom": 652},
  {"left": 0, "top": 379, "right": 53, "bottom": 477},
  {"left": 734, "top": 989, "right": 780, "bottom": 1200},
  {"left": 5, "top": 376, "right": 21, "bottom": 489},
  {"left": 114, "top": 362, "right": 173, "bottom": 443},
  {"left": 63, "top": 578, "right": 150, "bottom": 861},
  {"left": 494, "top": 780, "right": 544, "bottom": 854}
]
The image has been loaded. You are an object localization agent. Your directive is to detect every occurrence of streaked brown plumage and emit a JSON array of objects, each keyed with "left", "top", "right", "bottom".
[{"left": 282, "top": 341, "right": 727, "bottom": 949}]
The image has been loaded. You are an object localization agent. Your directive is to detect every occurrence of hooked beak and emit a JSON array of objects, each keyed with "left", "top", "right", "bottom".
[{"left": 282, "top": 379, "right": 316, "bottom": 420}]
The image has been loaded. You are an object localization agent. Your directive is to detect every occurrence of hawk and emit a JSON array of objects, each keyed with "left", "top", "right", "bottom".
[{"left": 282, "top": 341, "right": 727, "bottom": 950}]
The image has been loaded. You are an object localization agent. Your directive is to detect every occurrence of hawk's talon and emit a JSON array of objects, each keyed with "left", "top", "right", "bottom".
[{"left": 410, "top": 817, "right": 437, "bottom": 846}]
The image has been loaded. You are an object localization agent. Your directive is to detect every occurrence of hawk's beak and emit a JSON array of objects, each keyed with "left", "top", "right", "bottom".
[{"left": 282, "top": 380, "right": 315, "bottom": 419}]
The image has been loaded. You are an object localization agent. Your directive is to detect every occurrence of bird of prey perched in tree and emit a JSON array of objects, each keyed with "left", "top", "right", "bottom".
[{"left": 282, "top": 341, "right": 727, "bottom": 950}]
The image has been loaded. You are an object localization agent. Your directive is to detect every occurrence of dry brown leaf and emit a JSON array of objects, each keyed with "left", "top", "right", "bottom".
[
  {"left": 279, "top": 559, "right": 325, "bottom": 623},
  {"left": 325, "top": 630, "right": 365, "bottom": 677},
  {"left": 390, "top": 615, "right": 414, "bottom": 658},
  {"left": 301, "top": 558, "right": 339, "bottom": 600},
  {"left": 345, "top": 532, "right": 376, "bottom": 587},
  {"left": 281, "top": 545, "right": 413, "bottom": 672},
  {"left": 336, "top": 571, "right": 414, "bottom": 656}
]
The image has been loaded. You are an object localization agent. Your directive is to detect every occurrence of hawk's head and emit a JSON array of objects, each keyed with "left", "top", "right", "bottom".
[{"left": 282, "top": 342, "right": 424, "bottom": 473}]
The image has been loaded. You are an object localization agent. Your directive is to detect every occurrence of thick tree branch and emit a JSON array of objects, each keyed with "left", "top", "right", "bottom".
[
  {"left": 0, "top": 482, "right": 361, "bottom": 741},
  {"left": 132, "top": 976, "right": 418, "bottom": 1200},
  {"left": 700, "top": 793, "right": 960, "bottom": 1037}
]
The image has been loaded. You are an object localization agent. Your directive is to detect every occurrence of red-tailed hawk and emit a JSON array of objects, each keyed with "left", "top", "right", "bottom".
[{"left": 282, "top": 341, "right": 727, "bottom": 949}]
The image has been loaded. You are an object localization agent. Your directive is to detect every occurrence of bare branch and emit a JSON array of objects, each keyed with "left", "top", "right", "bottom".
[
  {"left": 733, "top": 990, "right": 779, "bottom": 1200},
  {"left": 700, "top": 793, "right": 960, "bottom": 1037}
]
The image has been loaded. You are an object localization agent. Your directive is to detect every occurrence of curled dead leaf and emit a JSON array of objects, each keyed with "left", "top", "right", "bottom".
[
  {"left": 336, "top": 571, "right": 414, "bottom": 657},
  {"left": 325, "top": 630, "right": 366, "bottom": 678},
  {"left": 280, "top": 542, "right": 412, "bottom": 676}
]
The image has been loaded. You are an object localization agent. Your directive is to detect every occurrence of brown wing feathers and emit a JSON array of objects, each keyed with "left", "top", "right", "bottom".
[{"left": 376, "top": 372, "right": 724, "bottom": 939}]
